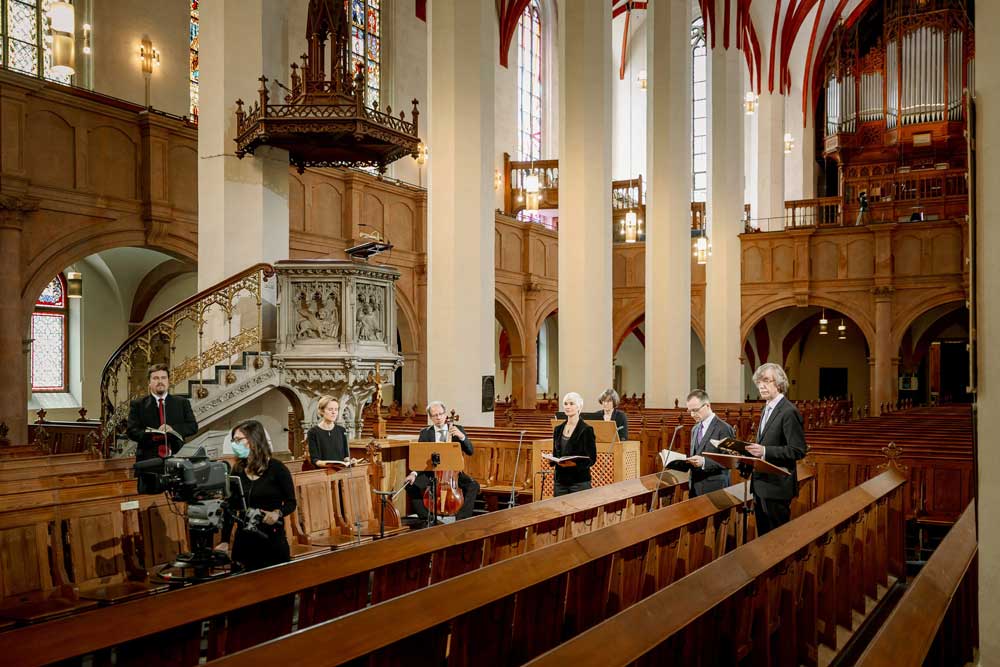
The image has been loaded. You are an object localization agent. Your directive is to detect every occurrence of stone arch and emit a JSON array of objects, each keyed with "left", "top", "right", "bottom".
[
  {"left": 21, "top": 224, "right": 197, "bottom": 336},
  {"left": 741, "top": 295, "right": 876, "bottom": 355},
  {"left": 495, "top": 291, "right": 526, "bottom": 357},
  {"left": 531, "top": 294, "right": 559, "bottom": 335},
  {"left": 891, "top": 293, "right": 967, "bottom": 354}
]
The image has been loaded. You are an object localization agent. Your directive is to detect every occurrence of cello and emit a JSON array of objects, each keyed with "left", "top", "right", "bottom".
[{"left": 422, "top": 415, "right": 465, "bottom": 517}]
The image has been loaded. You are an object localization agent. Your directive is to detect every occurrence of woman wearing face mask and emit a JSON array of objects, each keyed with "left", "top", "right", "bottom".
[
  {"left": 306, "top": 395, "right": 350, "bottom": 466},
  {"left": 217, "top": 420, "right": 296, "bottom": 571}
]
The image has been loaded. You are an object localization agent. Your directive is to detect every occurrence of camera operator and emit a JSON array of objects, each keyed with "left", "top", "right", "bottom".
[{"left": 216, "top": 420, "right": 296, "bottom": 571}]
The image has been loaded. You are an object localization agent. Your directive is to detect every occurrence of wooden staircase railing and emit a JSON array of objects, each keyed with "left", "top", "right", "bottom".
[{"left": 99, "top": 263, "right": 275, "bottom": 455}]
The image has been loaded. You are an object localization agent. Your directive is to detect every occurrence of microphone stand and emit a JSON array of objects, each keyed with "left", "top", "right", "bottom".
[
  {"left": 506, "top": 430, "right": 527, "bottom": 509},
  {"left": 650, "top": 424, "right": 684, "bottom": 511}
]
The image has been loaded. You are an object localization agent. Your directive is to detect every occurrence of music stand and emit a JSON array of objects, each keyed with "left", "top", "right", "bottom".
[
  {"left": 373, "top": 485, "right": 409, "bottom": 539},
  {"left": 703, "top": 452, "right": 790, "bottom": 545},
  {"left": 408, "top": 442, "right": 466, "bottom": 528}
]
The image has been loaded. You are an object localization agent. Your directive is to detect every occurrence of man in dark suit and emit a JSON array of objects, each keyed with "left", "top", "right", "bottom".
[
  {"left": 126, "top": 364, "right": 198, "bottom": 461},
  {"left": 404, "top": 400, "right": 480, "bottom": 521},
  {"left": 745, "top": 363, "right": 807, "bottom": 535},
  {"left": 684, "top": 389, "right": 734, "bottom": 497}
]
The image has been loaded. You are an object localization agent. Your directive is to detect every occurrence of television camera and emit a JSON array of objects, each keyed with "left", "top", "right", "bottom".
[{"left": 134, "top": 443, "right": 257, "bottom": 582}]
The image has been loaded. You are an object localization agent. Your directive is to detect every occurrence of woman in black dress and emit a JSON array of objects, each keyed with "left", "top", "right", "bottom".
[
  {"left": 217, "top": 420, "right": 296, "bottom": 571},
  {"left": 307, "top": 395, "right": 350, "bottom": 466},
  {"left": 548, "top": 392, "right": 598, "bottom": 496},
  {"left": 597, "top": 388, "right": 629, "bottom": 440}
]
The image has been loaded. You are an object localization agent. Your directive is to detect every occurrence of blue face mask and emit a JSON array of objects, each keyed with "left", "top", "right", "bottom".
[{"left": 232, "top": 442, "right": 250, "bottom": 459}]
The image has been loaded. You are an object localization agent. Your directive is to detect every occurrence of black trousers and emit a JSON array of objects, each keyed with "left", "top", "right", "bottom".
[
  {"left": 554, "top": 479, "right": 592, "bottom": 497},
  {"left": 231, "top": 524, "right": 290, "bottom": 571},
  {"left": 753, "top": 495, "right": 792, "bottom": 535},
  {"left": 408, "top": 472, "right": 480, "bottom": 521}
]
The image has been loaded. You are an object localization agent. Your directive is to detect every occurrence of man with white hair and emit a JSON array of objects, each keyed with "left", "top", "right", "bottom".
[
  {"left": 745, "top": 363, "right": 808, "bottom": 534},
  {"left": 404, "top": 400, "right": 479, "bottom": 522}
]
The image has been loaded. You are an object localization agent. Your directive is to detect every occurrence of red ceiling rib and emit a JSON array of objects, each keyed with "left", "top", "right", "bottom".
[
  {"left": 416, "top": 0, "right": 426, "bottom": 22},
  {"left": 767, "top": 0, "right": 782, "bottom": 92},
  {"left": 800, "top": 0, "right": 826, "bottom": 126},
  {"left": 806, "top": 0, "right": 852, "bottom": 125}
]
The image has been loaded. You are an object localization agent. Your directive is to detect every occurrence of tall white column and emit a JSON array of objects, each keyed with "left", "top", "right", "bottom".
[
  {"left": 425, "top": 0, "right": 495, "bottom": 425},
  {"left": 705, "top": 33, "right": 745, "bottom": 402},
  {"left": 198, "top": 0, "right": 289, "bottom": 289},
  {"left": 558, "top": 0, "right": 613, "bottom": 410},
  {"left": 977, "top": 0, "right": 1000, "bottom": 658},
  {"left": 644, "top": 0, "right": 691, "bottom": 407},
  {"left": 756, "top": 92, "right": 785, "bottom": 231}
]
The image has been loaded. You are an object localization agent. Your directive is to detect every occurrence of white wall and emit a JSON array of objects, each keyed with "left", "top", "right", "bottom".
[
  {"left": 204, "top": 388, "right": 296, "bottom": 454},
  {"left": 144, "top": 272, "right": 198, "bottom": 323},
  {"left": 91, "top": 0, "right": 191, "bottom": 116},
  {"left": 615, "top": 325, "right": 644, "bottom": 397},
  {"left": 611, "top": 11, "right": 647, "bottom": 182}
]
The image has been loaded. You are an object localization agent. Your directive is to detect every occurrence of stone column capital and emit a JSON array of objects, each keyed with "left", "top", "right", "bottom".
[{"left": 0, "top": 196, "right": 39, "bottom": 230}]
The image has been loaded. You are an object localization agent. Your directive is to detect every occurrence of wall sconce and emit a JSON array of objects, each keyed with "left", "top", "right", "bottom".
[
  {"left": 693, "top": 234, "right": 711, "bottom": 264},
  {"left": 494, "top": 169, "right": 502, "bottom": 191},
  {"left": 819, "top": 309, "right": 828, "bottom": 335},
  {"left": 415, "top": 142, "right": 428, "bottom": 166},
  {"left": 82, "top": 23, "right": 91, "bottom": 55},
  {"left": 743, "top": 91, "right": 757, "bottom": 115},
  {"left": 48, "top": 1, "right": 76, "bottom": 77},
  {"left": 636, "top": 70, "right": 647, "bottom": 90},
  {"left": 837, "top": 319, "right": 847, "bottom": 340},
  {"left": 783, "top": 132, "right": 795, "bottom": 154},
  {"left": 66, "top": 271, "right": 83, "bottom": 299},
  {"left": 139, "top": 39, "right": 161, "bottom": 75}
]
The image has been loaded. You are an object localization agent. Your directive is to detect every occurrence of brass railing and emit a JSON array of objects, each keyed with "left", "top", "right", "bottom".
[{"left": 99, "top": 264, "right": 275, "bottom": 454}]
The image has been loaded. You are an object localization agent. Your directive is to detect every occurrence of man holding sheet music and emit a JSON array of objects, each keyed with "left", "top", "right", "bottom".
[
  {"left": 745, "top": 363, "right": 808, "bottom": 534},
  {"left": 126, "top": 364, "right": 198, "bottom": 461},
  {"left": 684, "top": 390, "right": 734, "bottom": 496}
]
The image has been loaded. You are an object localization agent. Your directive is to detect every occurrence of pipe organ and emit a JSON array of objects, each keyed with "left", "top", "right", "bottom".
[
  {"left": 823, "top": 0, "right": 972, "bottom": 138},
  {"left": 820, "top": 0, "right": 973, "bottom": 226}
]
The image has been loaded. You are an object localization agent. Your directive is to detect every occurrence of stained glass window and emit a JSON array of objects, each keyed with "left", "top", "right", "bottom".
[
  {"left": 2, "top": 0, "right": 72, "bottom": 84},
  {"left": 517, "top": 2, "right": 542, "bottom": 161},
  {"left": 31, "top": 274, "right": 67, "bottom": 392},
  {"left": 691, "top": 16, "right": 707, "bottom": 202},
  {"left": 346, "top": 0, "right": 380, "bottom": 108},
  {"left": 190, "top": 1, "right": 199, "bottom": 120}
]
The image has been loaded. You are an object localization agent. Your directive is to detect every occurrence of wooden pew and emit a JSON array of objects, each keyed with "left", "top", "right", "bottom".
[
  {"left": 522, "top": 468, "right": 907, "bottom": 667},
  {"left": 200, "top": 481, "right": 760, "bottom": 666},
  {"left": 0, "top": 452, "right": 97, "bottom": 470},
  {"left": 855, "top": 501, "right": 977, "bottom": 666},
  {"left": 0, "top": 472, "right": 689, "bottom": 665}
]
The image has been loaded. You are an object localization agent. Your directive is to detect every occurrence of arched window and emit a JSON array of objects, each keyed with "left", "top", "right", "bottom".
[
  {"left": 1, "top": 0, "right": 72, "bottom": 84},
  {"left": 691, "top": 16, "right": 708, "bottom": 202},
  {"left": 348, "top": 0, "right": 381, "bottom": 108},
  {"left": 190, "top": 1, "right": 200, "bottom": 120},
  {"left": 517, "top": 1, "right": 542, "bottom": 161},
  {"left": 31, "top": 274, "right": 68, "bottom": 393}
]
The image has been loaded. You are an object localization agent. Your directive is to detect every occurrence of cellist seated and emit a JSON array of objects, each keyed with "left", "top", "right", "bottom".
[{"left": 404, "top": 400, "right": 479, "bottom": 522}]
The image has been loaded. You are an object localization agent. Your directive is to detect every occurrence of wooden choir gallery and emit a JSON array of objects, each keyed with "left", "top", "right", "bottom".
[{"left": 0, "top": 0, "right": 995, "bottom": 665}]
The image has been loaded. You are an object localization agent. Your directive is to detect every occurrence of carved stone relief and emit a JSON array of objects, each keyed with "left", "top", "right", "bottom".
[
  {"left": 293, "top": 281, "right": 342, "bottom": 341},
  {"left": 355, "top": 283, "right": 386, "bottom": 342}
]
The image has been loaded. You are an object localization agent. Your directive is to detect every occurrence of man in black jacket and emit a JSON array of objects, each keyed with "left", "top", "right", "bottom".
[
  {"left": 126, "top": 364, "right": 198, "bottom": 461},
  {"left": 405, "top": 400, "right": 480, "bottom": 521},
  {"left": 745, "top": 363, "right": 807, "bottom": 535},
  {"left": 685, "top": 389, "right": 734, "bottom": 496}
]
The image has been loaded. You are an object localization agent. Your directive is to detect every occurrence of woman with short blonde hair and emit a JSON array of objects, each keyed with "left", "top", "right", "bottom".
[
  {"left": 307, "top": 395, "right": 350, "bottom": 466},
  {"left": 547, "top": 392, "right": 597, "bottom": 496}
]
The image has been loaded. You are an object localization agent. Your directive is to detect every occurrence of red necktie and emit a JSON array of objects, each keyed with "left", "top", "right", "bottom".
[{"left": 157, "top": 398, "right": 168, "bottom": 457}]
